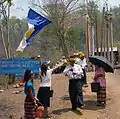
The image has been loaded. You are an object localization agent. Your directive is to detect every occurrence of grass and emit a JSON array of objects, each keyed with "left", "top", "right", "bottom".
[{"left": 0, "top": 75, "right": 9, "bottom": 88}]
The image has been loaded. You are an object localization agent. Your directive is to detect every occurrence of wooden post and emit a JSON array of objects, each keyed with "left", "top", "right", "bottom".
[
  {"left": 87, "top": 16, "right": 90, "bottom": 57},
  {"left": 90, "top": 23, "right": 94, "bottom": 56},
  {"left": 109, "top": 12, "right": 114, "bottom": 65},
  {"left": 105, "top": 3, "right": 110, "bottom": 61},
  {"left": 84, "top": 0, "right": 90, "bottom": 61},
  {"left": 100, "top": 7, "right": 105, "bottom": 56},
  {"left": 85, "top": 15, "right": 88, "bottom": 60},
  {"left": 95, "top": 17, "right": 99, "bottom": 55},
  {"left": 104, "top": 16, "right": 107, "bottom": 58},
  {"left": 106, "top": 20, "right": 109, "bottom": 60}
]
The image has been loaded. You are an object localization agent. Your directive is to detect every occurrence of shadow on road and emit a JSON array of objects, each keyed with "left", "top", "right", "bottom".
[
  {"left": 52, "top": 108, "right": 71, "bottom": 115},
  {"left": 60, "top": 95, "right": 70, "bottom": 101},
  {"left": 84, "top": 100, "right": 106, "bottom": 110},
  {"left": 52, "top": 108, "right": 83, "bottom": 116}
]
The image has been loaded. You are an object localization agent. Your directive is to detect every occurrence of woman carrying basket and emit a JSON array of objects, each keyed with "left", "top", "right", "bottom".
[{"left": 94, "top": 65, "right": 106, "bottom": 106}]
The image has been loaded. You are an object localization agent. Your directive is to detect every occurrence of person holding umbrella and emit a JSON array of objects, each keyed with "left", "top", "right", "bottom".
[
  {"left": 89, "top": 56, "right": 114, "bottom": 106},
  {"left": 63, "top": 56, "right": 84, "bottom": 111},
  {"left": 94, "top": 65, "right": 106, "bottom": 106}
]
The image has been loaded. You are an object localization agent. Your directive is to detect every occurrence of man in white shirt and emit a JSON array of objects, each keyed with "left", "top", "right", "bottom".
[
  {"left": 63, "top": 56, "right": 84, "bottom": 111},
  {"left": 78, "top": 53, "right": 88, "bottom": 87}
]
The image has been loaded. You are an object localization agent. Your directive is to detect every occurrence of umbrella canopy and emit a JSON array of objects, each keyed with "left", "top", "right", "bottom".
[{"left": 89, "top": 56, "right": 114, "bottom": 73}]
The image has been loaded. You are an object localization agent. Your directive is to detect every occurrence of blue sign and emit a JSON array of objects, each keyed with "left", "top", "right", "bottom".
[{"left": 0, "top": 57, "right": 40, "bottom": 77}]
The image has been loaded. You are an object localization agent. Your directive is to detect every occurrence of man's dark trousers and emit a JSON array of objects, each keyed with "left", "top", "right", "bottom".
[{"left": 69, "top": 79, "right": 84, "bottom": 110}]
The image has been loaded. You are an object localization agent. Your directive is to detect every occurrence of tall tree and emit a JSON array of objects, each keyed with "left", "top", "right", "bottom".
[
  {"left": 0, "top": 0, "right": 13, "bottom": 58},
  {"left": 111, "top": 5, "right": 120, "bottom": 42},
  {"left": 29, "top": 0, "right": 83, "bottom": 57}
]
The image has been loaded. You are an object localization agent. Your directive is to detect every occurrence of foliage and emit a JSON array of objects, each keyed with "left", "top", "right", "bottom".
[
  {"left": 29, "top": 0, "right": 84, "bottom": 57},
  {"left": 111, "top": 5, "right": 120, "bottom": 42}
]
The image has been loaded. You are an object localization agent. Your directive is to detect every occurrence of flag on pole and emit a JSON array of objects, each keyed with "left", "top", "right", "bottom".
[{"left": 16, "top": 8, "right": 51, "bottom": 52}]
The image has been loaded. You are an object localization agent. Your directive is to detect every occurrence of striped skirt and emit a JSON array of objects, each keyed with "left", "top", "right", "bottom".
[
  {"left": 97, "top": 87, "right": 106, "bottom": 103},
  {"left": 24, "top": 96, "right": 36, "bottom": 119}
]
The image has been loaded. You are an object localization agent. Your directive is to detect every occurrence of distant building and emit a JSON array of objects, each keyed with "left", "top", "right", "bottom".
[{"left": 94, "top": 47, "right": 119, "bottom": 65}]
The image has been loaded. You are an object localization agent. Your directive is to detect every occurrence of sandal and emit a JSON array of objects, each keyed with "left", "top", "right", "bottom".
[{"left": 42, "top": 111, "right": 52, "bottom": 118}]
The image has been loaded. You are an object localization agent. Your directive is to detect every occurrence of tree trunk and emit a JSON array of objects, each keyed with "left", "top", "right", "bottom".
[
  {"left": 95, "top": 18, "right": 99, "bottom": 55},
  {"left": 0, "top": 23, "right": 8, "bottom": 58},
  {"left": 6, "top": 4, "right": 10, "bottom": 58},
  {"left": 60, "top": 36, "right": 69, "bottom": 57},
  {"left": 57, "top": 32, "right": 69, "bottom": 57}
]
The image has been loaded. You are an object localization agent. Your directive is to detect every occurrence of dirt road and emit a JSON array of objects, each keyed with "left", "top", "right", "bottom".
[{"left": 0, "top": 70, "right": 120, "bottom": 119}]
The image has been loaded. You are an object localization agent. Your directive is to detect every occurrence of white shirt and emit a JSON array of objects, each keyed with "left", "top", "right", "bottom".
[
  {"left": 40, "top": 63, "right": 63, "bottom": 87},
  {"left": 78, "top": 58, "right": 87, "bottom": 69},
  {"left": 63, "top": 64, "right": 83, "bottom": 79},
  {"left": 40, "top": 69, "right": 53, "bottom": 87}
]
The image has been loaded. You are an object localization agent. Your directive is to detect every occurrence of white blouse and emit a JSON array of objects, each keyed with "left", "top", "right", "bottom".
[{"left": 40, "top": 69, "right": 53, "bottom": 87}]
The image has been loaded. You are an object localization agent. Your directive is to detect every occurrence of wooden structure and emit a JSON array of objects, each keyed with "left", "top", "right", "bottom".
[{"left": 94, "top": 47, "right": 119, "bottom": 65}]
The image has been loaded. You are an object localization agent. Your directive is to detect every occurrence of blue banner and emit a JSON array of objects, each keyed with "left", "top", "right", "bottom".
[{"left": 0, "top": 57, "right": 40, "bottom": 77}]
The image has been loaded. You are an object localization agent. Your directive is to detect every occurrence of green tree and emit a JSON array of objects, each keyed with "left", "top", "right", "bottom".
[
  {"left": 0, "top": 0, "right": 13, "bottom": 58},
  {"left": 29, "top": 0, "right": 83, "bottom": 57},
  {"left": 111, "top": 5, "right": 120, "bottom": 42}
]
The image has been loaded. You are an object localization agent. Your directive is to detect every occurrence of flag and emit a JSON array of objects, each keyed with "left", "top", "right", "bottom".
[{"left": 16, "top": 8, "right": 51, "bottom": 52}]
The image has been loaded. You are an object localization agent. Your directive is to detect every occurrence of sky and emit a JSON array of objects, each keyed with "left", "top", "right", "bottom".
[
  {"left": 11, "top": 0, "right": 29, "bottom": 18},
  {"left": 11, "top": 0, "right": 120, "bottom": 18}
]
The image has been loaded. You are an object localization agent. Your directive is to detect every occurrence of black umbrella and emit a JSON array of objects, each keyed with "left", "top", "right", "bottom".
[{"left": 89, "top": 55, "right": 114, "bottom": 73}]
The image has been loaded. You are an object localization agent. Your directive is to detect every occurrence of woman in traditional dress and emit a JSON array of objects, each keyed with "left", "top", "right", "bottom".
[
  {"left": 94, "top": 65, "right": 106, "bottom": 106},
  {"left": 24, "top": 69, "right": 38, "bottom": 119}
]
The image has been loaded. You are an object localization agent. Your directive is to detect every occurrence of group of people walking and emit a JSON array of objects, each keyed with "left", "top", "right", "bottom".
[{"left": 23, "top": 52, "right": 106, "bottom": 119}]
